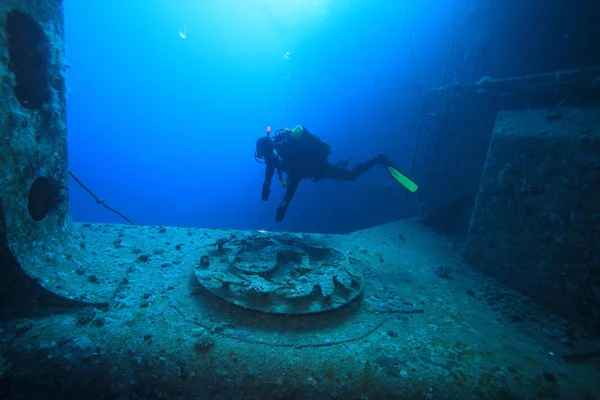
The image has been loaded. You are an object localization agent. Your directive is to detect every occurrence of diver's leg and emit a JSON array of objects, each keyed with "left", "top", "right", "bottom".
[
  {"left": 275, "top": 177, "right": 301, "bottom": 222},
  {"left": 334, "top": 159, "right": 349, "bottom": 169},
  {"left": 322, "top": 153, "right": 392, "bottom": 181}
]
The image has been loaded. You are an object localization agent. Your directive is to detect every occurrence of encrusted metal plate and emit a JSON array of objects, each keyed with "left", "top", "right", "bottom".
[{"left": 193, "top": 234, "right": 362, "bottom": 314}]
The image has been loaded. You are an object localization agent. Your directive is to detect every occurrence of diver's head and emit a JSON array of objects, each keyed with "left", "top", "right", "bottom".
[{"left": 255, "top": 136, "right": 275, "bottom": 162}]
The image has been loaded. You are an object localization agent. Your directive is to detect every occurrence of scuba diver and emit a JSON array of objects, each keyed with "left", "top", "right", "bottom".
[{"left": 255, "top": 125, "right": 418, "bottom": 223}]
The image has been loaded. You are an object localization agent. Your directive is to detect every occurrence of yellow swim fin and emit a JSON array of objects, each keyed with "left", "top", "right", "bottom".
[{"left": 387, "top": 167, "right": 418, "bottom": 192}]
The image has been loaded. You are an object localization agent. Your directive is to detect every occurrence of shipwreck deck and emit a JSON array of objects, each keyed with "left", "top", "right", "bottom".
[{"left": 0, "top": 218, "right": 598, "bottom": 399}]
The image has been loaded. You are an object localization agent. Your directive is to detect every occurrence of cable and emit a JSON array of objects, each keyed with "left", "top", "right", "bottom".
[
  {"left": 404, "top": 0, "right": 423, "bottom": 211},
  {"left": 68, "top": 171, "right": 134, "bottom": 225},
  {"left": 404, "top": 0, "right": 421, "bottom": 105},
  {"left": 405, "top": 0, "right": 459, "bottom": 210},
  {"left": 404, "top": 0, "right": 422, "bottom": 179}
]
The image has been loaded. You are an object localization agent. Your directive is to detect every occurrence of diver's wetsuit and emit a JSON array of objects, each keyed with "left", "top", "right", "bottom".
[{"left": 256, "top": 126, "right": 393, "bottom": 222}]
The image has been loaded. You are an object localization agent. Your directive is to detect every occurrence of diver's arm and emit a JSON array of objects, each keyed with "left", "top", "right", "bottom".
[
  {"left": 262, "top": 163, "right": 276, "bottom": 201},
  {"left": 275, "top": 176, "right": 300, "bottom": 222}
]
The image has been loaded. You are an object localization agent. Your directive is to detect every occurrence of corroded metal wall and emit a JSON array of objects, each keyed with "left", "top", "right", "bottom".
[
  {"left": 0, "top": 1, "right": 115, "bottom": 305},
  {"left": 466, "top": 107, "right": 600, "bottom": 331}
]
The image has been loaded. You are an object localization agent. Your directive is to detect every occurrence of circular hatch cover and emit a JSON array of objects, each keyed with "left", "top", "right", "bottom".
[{"left": 194, "top": 235, "right": 363, "bottom": 315}]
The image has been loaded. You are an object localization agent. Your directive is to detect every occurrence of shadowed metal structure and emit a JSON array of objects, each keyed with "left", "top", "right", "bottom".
[{"left": 0, "top": 1, "right": 120, "bottom": 307}]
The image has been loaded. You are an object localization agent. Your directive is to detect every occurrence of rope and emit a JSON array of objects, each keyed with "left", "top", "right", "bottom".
[{"left": 68, "top": 170, "right": 134, "bottom": 225}]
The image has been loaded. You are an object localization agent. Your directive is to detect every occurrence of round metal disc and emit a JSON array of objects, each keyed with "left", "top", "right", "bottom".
[{"left": 194, "top": 236, "right": 362, "bottom": 315}]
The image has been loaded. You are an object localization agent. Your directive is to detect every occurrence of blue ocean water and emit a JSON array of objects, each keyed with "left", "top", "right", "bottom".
[{"left": 64, "top": 0, "right": 452, "bottom": 233}]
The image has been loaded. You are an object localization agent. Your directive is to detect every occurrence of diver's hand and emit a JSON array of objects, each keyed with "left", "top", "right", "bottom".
[
  {"left": 275, "top": 205, "right": 287, "bottom": 222},
  {"left": 261, "top": 182, "right": 270, "bottom": 201}
]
